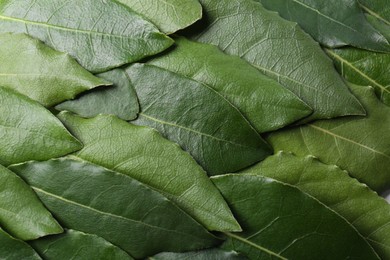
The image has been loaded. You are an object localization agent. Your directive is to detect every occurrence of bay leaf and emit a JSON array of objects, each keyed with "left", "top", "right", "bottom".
[
  {"left": 0, "top": 87, "right": 82, "bottom": 166},
  {"left": 186, "top": 0, "right": 365, "bottom": 122},
  {"left": 31, "top": 229, "right": 133, "bottom": 260},
  {"left": 241, "top": 152, "right": 390, "bottom": 259},
  {"left": 127, "top": 64, "right": 272, "bottom": 174},
  {"left": 148, "top": 37, "right": 312, "bottom": 133},
  {"left": 56, "top": 69, "right": 139, "bottom": 121},
  {"left": 9, "top": 158, "right": 219, "bottom": 259},
  {"left": 212, "top": 174, "right": 379, "bottom": 259},
  {"left": 151, "top": 249, "right": 247, "bottom": 260},
  {"left": 58, "top": 112, "right": 241, "bottom": 232},
  {"left": 0, "top": 228, "right": 41, "bottom": 260},
  {"left": 267, "top": 84, "right": 390, "bottom": 192},
  {"left": 0, "top": 0, "right": 173, "bottom": 73}
]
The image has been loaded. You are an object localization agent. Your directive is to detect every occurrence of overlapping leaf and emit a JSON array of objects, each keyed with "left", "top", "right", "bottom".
[
  {"left": 359, "top": 0, "right": 390, "bottom": 26},
  {"left": 0, "top": 228, "right": 41, "bottom": 260},
  {"left": 152, "top": 249, "right": 247, "bottom": 260}
]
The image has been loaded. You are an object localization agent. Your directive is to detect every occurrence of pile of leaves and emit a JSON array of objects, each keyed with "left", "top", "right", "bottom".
[{"left": 1, "top": 0, "right": 389, "bottom": 259}]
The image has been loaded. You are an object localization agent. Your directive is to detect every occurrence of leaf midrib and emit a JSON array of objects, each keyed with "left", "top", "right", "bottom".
[{"left": 359, "top": 3, "right": 390, "bottom": 26}]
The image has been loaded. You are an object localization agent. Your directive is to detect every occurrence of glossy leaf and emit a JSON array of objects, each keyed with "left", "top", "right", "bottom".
[
  {"left": 10, "top": 158, "right": 219, "bottom": 259},
  {"left": 31, "top": 229, "right": 133, "bottom": 260},
  {"left": 0, "top": 0, "right": 173, "bottom": 72},
  {"left": 359, "top": 0, "right": 390, "bottom": 27},
  {"left": 325, "top": 47, "right": 390, "bottom": 106},
  {"left": 187, "top": 0, "right": 365, "bottom": 122},
  {"left": 0, "top": 87, "right": 82, "bottom": 166},
  {"left": 267, "top": 85, "right": 390, "bottom": 192},
  {"left": 116, "top": 0, "right": 202, "bottom": 34},
  {"left": 127, "top": 64, "right": 272, "bottom": 174},
  {"left": 151, "top": 249, "right": 247, "bottom": 260},
  {"left": 0, "top": 228, "right": 41, "bottom": 260},
  {"left": 148, "top": 37, "right": 312, "bottom": 133},
  {"left": 366, "top": 14, "right": 390, "bottom": 42},
  {"left": 258, "top": 0, "right": 390, "bottom": 52},
  {"left": 56, "top": 69, "right": 139, "bottom": 120},
  {"left": 0, "top": 164, "right": 62, "bottom": 240},
  {"left": 0, "top": 33, "right": 110, "bottom": 107},
  {"left": 241, "top": 152, "right": 390, "bottom": 259},
  {"left": 58, "top": 112, "right": 241, "bottom": 232},
  {"left": 212, "top": 174, "right": 379, "bottom": 260}
]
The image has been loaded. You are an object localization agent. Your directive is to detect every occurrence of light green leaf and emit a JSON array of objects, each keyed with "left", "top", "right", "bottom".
[
  {"left": 0, "top": 228, "right": 41, "bottom": 260},
  {"left": 148, "top": 37, "right": 312, "bottom": 133},
  {"left": 258, "top": 0, "right": 390, "bottom": 52},
  {"left": 151, "top": 249, "right": 247, "bottom": 260},
  {"left": 0, "top": 87, "right": 82, "bottom": 166},
  {"left": 267, "top": 84, "right": 390, "bottom": 192},
  {"left": 127, "top": 64, "right": 272, "bottom": 174},
  {"left": 359, "top": 0, "right": 390, "bottom": 26},
  {"left": 58, "top": 112, "right": 241, "bottom": 232},
  {"left": 212, "top": 174, "right": 379, "bottom": 259},
  {"left": 9, "top": 158, "right": 219, "bottom": 259},
  {"left": 31, "top": 229, "right": 133, "bottom": 260},
  {"left": 0, "top": 164, "right": 62, "bottom": 240},
  {"left": 56, "top": 69, "right": 139, "bottom": 121},
  {"left": 241, "top": 152, "right": 390, "bottom": 259},
  {"left": 116, "top": 0, "right": 202, "bottom": 34},
  {"left": 0, "top": 0, "right": 173, "bottom": 73},
  {"left": 187, "top": 0, "right": 365, "bottom": 122}
]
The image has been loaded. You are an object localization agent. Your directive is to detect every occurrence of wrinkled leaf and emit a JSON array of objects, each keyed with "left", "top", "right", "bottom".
[
  {"left": 10, "top": 158, "right": 219, "bottom": 259},
  {"left": 267, "top": 84, "right": 390, "bottom": 192},
  {"left": 212, "top": 174, "right": 379, "bottom": 259},
  {"left": 151, "top": 249, "right": 247, "bottom": 260},
  {"left": 0, "top": 228, "right": 41, "bottom": 260},
  {"left": 258, "top": 0, "right": 390, "bottom": 52},
  {"left": 117, "top": 0, "right": 202, "bottom": 34},
  {"left": 0, "top": 164, "right": 62, "bottom": 240},
  {"left": 56, "top": 69, "right": 139, "bottom": 120},
  {"left": 0, "top": 0, "right": 173, "bottom": 72},
  {"left": 0, "top": 87, "right": 82, "bottom": 166},
  {"left": 127, "top": 64, "right": 271, "bottom": 174},
  {"left": 149, "top": 37, "right": 312, "bottom": 133},
  {"left": 241, "top": 152, "right": 390, "bottom": 259},
  {"left": 31, "top": 229, "right": 133, "bottom": 260},
  {"left": 0, "top": 33, "right": 110, "bottom": 107},
  {"left": 186, "top": 0, "right": 365, "bottom": 121},
  {"left": 58, "top": 112, "right": 241, "bottom": 232}
]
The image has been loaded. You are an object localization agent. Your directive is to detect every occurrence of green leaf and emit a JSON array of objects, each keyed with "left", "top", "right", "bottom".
[
  {"left": 151, "top": 249, "right": 247, "bottom": 260},
  {"left": 325, "top": 47, "right": 390, "bottom": 106},
  {"left": 116, "top": 0, "right": 202, "bottom": 34},
  {"left": 0, "top": 33, "right": 110, "bottom": 107},
  {"left": 186, "top": 0, "right": 365, "bottom": 122},
  {"left": 212, "top": 174, "right": 379, "bottom": 260},
  {"left": 0, "top": 87, "right": 82, "bottom": 166},
  {"left": 257, "top": 0, "right": 390, "bottom": 52},
  {"left": 148, "top": 37, "right": 312, "bottom": 133},
  {"left": 9, "top": 158, "right": 219, "bottom": 259},
  {"left": 31, "top": 229, "right": 133, "bottom": 260},
  {"left": 359, "top": 0, "right": 390, "bottom": 26},
  {"left": 0, "top": 228, "right": 41, "bottom": 260},
  {"left": 58, "top": 112, "right": 241, "bottom": 232},
  {"left": 267, "top": 84, "right": 390, "bottom": 192},
  {"left": 56, "top": 69, "right": 139, "bottom": 121},
  {"left": 127, "top": 64, "right": 271, "bottom": 174},
  {"left": 0, "top": 164, "right": 62, "bottom": 240},
  {"left": 241, "top": 152, "right": 390, "bottom": 259},
  {"left": 365, "top": 14, "right": 390, "bottom": 42},
  {"left": 0, "top": 0, "right": 173, "bottom": 73}
]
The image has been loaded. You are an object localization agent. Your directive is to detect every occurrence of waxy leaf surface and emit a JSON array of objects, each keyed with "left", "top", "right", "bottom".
[
  {"left": 0, "top": 0, "right": 173, "bottom": 72},
  {"left": 10, "top": 158, "right": 219, "bottom": 259},
  {"left": 359, "top": 0, "right": 390, "bottom": 27},
  {"left": 0, "top": 229, "right": 41, "bottom": 260},
  {"left": 152, "top": 249, "right": 247, "bottom": 260},
  {"left": 59, "top": 112, "right": 241, "bottom": 232},
  {"left": 0, "top": 87, "right": 81, "bottom": 166}
]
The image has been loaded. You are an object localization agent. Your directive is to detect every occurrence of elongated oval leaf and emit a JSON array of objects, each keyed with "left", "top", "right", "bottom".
[
  {"left": 241, "top": 152, "right": 390, "bottom": 259},
  {"left": 267, "top": 84, "right": 390, "bottom": 192},
  {"left": 0, "top": 164, "right": 62, "bottom": 240},
  {"left": 366, "top": 14, "right": 390, "bottom": 42},
  {"left": 212, "top": 175, "right": 379, "bottom": 259},
  {"left": 258, "top": 0, "right": 390, "bottom": 52},
  {"left": 0, "top": 33, "right": 111, "bottom": 107},
  {"left": 148, "top": 37, "right": 312, "bottom": 133},
  {"left": 117, "top": 0, "right": 202, "bottom": 34},
  {"left": 0, "top": 228, "right": 41, "bottom": 260},
  {"left": 151, "top": 249, "right": 247, "bottom": 260},
  {"left": 31, "top": 229, "right": 133, "bottom": 260},
  {"left": 0, "top": 87, "right": 82, "bottom": 166},
  {"left": 56, "top": 69, "right": 139, "bottom": 120},
  {"left": 0, "top": 0, "right": 173, "bottom": 72},
  {"left": 58, "top": 112, "right": 241, "bottom": 232},
  {"left": 186, "top": 0, "right": 365, "bottom": 122},
  {"left": 126, "top": 64, "right": 271, "bottom": 174},
  {"left": 359, "top": 0, "right": 390, "bottom": 26},
  {"left": 9, "top": 158, "right": 219, "bottom": 259}
]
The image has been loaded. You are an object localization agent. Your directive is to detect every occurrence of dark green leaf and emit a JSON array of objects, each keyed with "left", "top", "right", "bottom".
[
  {"left": 359, "top": 0, "right": 390, "bottom": 26},
  {"left": 365, "top": 14, "right": 390, "bottom": 42},
  {"left": 151, "top": 249, "right": 247, "bottom": 260},
  {"left": 0, "top": 228, "right": 41, "bottom": 260}
]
